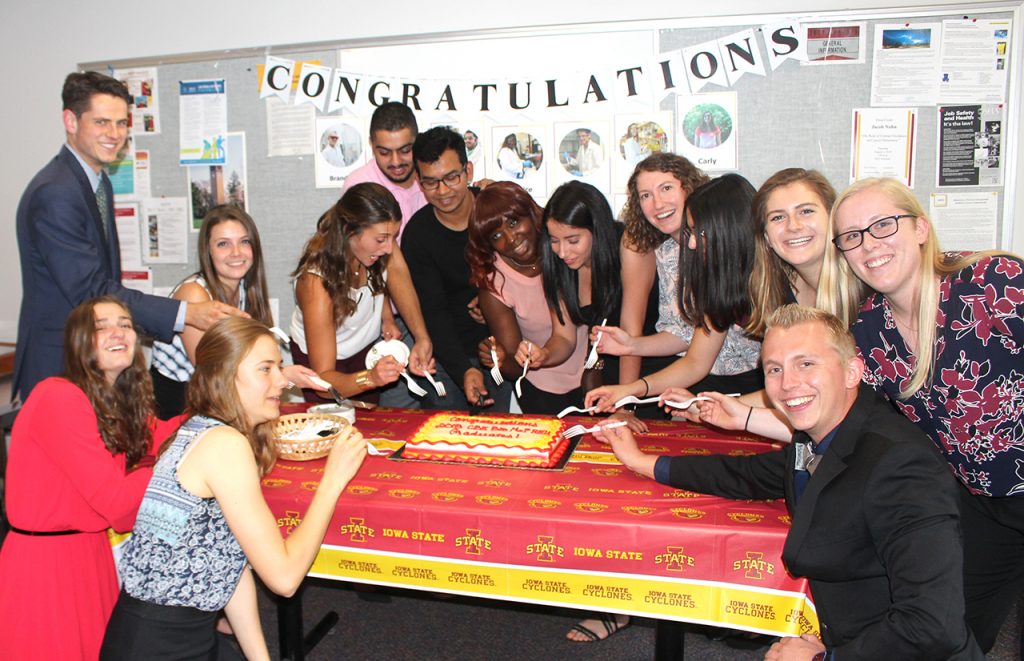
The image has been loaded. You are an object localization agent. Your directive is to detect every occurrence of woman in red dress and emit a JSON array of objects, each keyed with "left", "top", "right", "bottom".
[{"left": 0, "top": 296, "right": 181, "bottom": 660}]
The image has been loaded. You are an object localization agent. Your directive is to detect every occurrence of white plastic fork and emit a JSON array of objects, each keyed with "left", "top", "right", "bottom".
[
  {"left": 583, "top": 318, "right": 608, "bottom": 370},
  {"left": 400, "top": 370, "right": 428, "bottom": 397},
  {"left": 613, "top": 393, "right": 740, "bottom": 410},
  {"left": 514, "top": 342, "right": 530, "bottom": 398},
  {"left": 560, "top": 419, "right": 628, "bottom": 439},
  {"left": 663, "top": 396, "right": 713, "bottom": 410},
  {"left": 555, "top": 404, "right": 599, "bottom": 418},
  {"left": 424, "top": 371, "right": 446, "bottom": 397},
  {"left": 488, "top": 345, "right": 504, "bottom": 385},
  {"left": 269, "top": 326, "right": 291, "bottom": 346},
  {"left": 612, "top": 395, "right": 662, "bottom": 409}
]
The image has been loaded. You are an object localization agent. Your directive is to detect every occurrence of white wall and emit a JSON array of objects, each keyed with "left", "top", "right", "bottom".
[{"left": 1, "top": 0, "right": 1020, "bottom": 342}]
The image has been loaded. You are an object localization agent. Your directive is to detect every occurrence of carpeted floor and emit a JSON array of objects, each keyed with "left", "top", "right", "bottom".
[{"left": 252, "top": 578, "right": 1022, "bottom": 660}]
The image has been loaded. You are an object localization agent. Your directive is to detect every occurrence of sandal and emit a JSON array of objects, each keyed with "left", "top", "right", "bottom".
[{"left": 566, "top": 613, "right": 630, "bottom": 642}]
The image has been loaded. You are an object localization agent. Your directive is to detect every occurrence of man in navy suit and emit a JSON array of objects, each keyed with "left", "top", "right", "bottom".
[
  {"left": 596, "top": 305, "right": 983, "bottom": 660},
  {"left": 14, "top": 72, "right": 240, "bottom": 401}
]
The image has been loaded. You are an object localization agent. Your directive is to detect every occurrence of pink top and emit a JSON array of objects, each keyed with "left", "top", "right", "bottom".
[
  {"left": 492, "top": 258, "right": 588, "bottom": 394},
  {"left": 342, "top": 160, "right": 427, "bottom": 240}
]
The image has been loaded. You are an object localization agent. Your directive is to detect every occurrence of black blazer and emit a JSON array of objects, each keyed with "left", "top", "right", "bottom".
[
  {"left": 661, "top": 384, "right": 983, "bottom": 660},
  {"left": 14, "top": 146, "right": 179, "bottom": 399}
]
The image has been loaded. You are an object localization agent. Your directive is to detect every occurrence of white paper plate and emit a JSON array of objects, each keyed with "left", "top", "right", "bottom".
[
  {"left": 308, "top": 402, "right": 356, "bottom": 424},
  {"left": 365, "top": 339, "right": 410, "bottom": 369}
]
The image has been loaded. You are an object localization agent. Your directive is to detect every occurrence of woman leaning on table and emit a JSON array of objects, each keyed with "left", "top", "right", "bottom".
[
  {"left": 100, "top": 318, "right": 366, "bottom": 660},
  {"left": 0, "top": 296, "right": 184, "bottom": 660},
  {"left": 819, "top": 177, "right": 1024, "bottom": 656},
  {"left": 289, "top": 182, "right": 433, "bottom": 403}
]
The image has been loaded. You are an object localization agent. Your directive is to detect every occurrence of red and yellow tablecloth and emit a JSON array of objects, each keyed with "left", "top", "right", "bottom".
[{"left": 263, "top": 408, "right": 819, "bottom": 637}]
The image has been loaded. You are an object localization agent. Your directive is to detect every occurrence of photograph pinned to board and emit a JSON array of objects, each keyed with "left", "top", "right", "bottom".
[
  {"left": 802, "top": 22, "right": 866, "bottom": 65},
  {"left": 937, "top": 104, "right": 1005, "bottom": 187},
  {"left": 114, "top": 67, "right": 161, "bottom": 134},
  {"left": 613, "top": 112, "right": 673, "bottom": 192},
  {"left": 850, "top": 107, "right": 918, "bottom": 187},
  {"left": 490, "top": 125, "right": 548, "bottom": 199},
  {"left": 553, "top": 121, "right": 611, "bottom": 194},
  {"left": 431, "top": 120, "right": 488, "bottom": 181},
  {"left": 188, "top": 132, "right": 248, "bottom": 231},
  {"left": 675, "top": 92, "right": 737, "bottom": 172},
  {"left": 314, "top": 116, "right": 366, "bottom": 188}
]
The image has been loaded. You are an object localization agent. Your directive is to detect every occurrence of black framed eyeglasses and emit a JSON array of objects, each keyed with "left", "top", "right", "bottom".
[
  {"left": 832, "top": 214, "right": 914, "bottom": 252},
  {"left": 420, "top": 167, "right": 466, "bottom": 191}
]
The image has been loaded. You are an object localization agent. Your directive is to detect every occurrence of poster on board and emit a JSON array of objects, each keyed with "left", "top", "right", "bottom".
[
  {"left": 491, "top": 125, "right": 548, "bottom": 199},
  {"left": 314, "top": 116, "right": 366, "bottom": 188},
  {"left": 675, "top": 92, "right": 738, "bottom": 172}
]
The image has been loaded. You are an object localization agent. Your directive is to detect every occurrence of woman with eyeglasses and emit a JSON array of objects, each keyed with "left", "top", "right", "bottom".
[
  {"left": 585, "top": 174, "right": 763, "bottom": 412},
  {"left": 815, "top": 177, "right": 1024, "bottom": 656}
]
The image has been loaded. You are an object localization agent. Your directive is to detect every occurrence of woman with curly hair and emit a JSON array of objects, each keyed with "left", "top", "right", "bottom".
[
  {"left": 101, "top": 318, "right": 367, "bottom": 659},
  {"left": 289, "top": 182, "right": 433, "bottom": 403},
  {"left": 0, "top": 297, "right": 184, "bottom": 660}
]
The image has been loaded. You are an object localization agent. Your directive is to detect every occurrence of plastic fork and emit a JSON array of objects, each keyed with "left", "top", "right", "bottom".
[
  {"left": 583, "top": 318, "right": 608, "bottom": 369},
  {"left": 555, "top": 404, "right": 599, "bottom": 418},
  {"left": 269, "top": 326, "right": 291, "bottom": 346},
  {"left": 663, "top": 396, "right": 714, "bottom": 410},
  {"left": 560, "top": 419, "right": 628, "bottom": 439},
  {"left": 400, "top": 370, "right": 428, "bottom": 397},
  {"left": 424, "top": 371, "right": 446, "bottom": 397},
  {"left": 488, "top": 344, "right": 504, "bottom": 385},
  {"left": 514, "top": 342, "right": 530, "bottom": 398},
  {"left": 612, "top": 395, "right": 662, "bottom": 409}
]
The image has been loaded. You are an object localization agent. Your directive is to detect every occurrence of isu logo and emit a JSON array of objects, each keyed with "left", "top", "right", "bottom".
[
  {"left": 622, "top": 505, "right": 656, "bottom": 516},
  {"left": 528, "top": 499, "right": 561, "bottom": 509},
  {"left": 387, "top": 489, "right": 420, "bottom": 499},
  {"left": 431, "top": 491, "right": 464, "bottom": 502},
  {"left": 276, "top": 510, "right": 301, "bottom": 534},
  {"left": 727, "top": 512, "right": 764, "bottom": 524},
  {"left": 665, "top": 490, "right": 701, "bottom": 499},
  {"left": 779, "top": 515, "right": 792, "bottom": 525},
  {"left": 644, "top": 445, "right": 669, "bottom": 453},
  {"left": 339, "top": 517, "right": 375, "bottom": 543},
  {"left": 592, "top": 467, "right": 622, "bottom": 477},
  {"left": 261, "top": 478, "right": 290, "bottom": 488},
  {"left": 274, "top": 464, "right": 303, "bottom": 471},
  {"left": 732, "top": 551, "right": 775, "bottom": 579},
  {"left": 525, "top": 535, "right": 564, "bottom": 562},
  {"left": 545, "top": 483, "right": 578, "bottom": 493},
  {"left": 670, "top": 507, "right": 707, "bottom": 520},
  {"left": 574, "top": 502, "right": 608, "bottom": 513},
  {"left": 679, "top": 447, "right": 711, "bottom": 455},
  {"left": 475, "top": 495, "right": 508, "bottom": 506},
  {"left": 654, "top": 545, "right": 696, "bottom": 572},
  {"left": 477, "top": 479, "right": 511, "bottom": 488},
  {"left": 300, "top": 481, "right": 320, "bottom": 492},
  {"left": 347, "top": 485, "right": 378, "bottom": 496},
  {"left": 728, "top": 449, "right": 756, "bottom": 456},
  {"left": 562, "top": 465, "right": 580, "bottom": 474},
  {"left": 454, "top": 529, "right": 492, "bottom": 555},
  {"left": 370, "top": 471, "right": 403, "bottom": 481}
]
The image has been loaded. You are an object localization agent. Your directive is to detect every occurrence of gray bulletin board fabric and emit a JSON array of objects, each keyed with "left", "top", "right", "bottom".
[{"left": 84, "top": 6, "right": 1019, "bottom": 331}]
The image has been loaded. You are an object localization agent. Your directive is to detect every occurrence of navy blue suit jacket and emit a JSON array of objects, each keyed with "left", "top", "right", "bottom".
[{"left": 14, "top": 146, "right": 179, "bottom": 399}]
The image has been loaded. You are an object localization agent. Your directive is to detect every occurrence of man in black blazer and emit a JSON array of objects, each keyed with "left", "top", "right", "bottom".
[
  {"left": 596, "top": 305, "right": 983, "bottom": 660},
  {"left": 14, "top": 72, "right": 240, "bottom": 401}
]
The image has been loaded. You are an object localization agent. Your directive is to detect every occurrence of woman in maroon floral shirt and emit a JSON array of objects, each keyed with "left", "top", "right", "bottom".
[{"left": 820, "top": 177, "right": 1024, "bottom": 655}]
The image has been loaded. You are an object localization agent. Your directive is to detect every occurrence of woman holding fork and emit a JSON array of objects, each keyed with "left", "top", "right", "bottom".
[{"left": 467, "top": 181, "right": 588, "bottom": 414}]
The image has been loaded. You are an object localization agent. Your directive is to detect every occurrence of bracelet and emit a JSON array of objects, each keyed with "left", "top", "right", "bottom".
[
  {"left": 744, "top": 406, "right": 753, "bottom": 432},
  {"left": 355, "top": 370, "right": 374, "bottom": 390},
  {"left": 639, "top": 377, "right": 650, "bottom": 398}
]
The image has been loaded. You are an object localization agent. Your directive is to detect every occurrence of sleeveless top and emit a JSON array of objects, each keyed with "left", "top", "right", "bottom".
[
  {"left": 151, "top": 275, "right": 248, "bottom": 383},
  {"left": 289, "top": 268, "right": 385, "bottom": 359},
  {"left": 119, "top": 416, "right": 248, "bottom": 611}
]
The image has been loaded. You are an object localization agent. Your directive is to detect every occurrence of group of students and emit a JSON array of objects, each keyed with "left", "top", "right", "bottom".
[{"left": 1, "top": 133, "right": 1023, "bottom": 659}]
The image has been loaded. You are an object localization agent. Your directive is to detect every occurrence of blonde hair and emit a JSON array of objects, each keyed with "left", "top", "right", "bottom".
[
  {"left": 766, "top": 304, "right": 856, "bottom": 362},
  {"left": 818, "top": 177, "right": 1001, "bottom": 398}
]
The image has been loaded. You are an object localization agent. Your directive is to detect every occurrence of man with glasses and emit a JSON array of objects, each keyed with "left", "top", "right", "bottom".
[{"left": 402, "top": 128, "right": 512, "bottom": 411}]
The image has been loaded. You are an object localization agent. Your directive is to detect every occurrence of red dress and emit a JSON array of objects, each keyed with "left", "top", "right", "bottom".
[{"left": 0, "top": 378, "right": 181, "bottom": 660}]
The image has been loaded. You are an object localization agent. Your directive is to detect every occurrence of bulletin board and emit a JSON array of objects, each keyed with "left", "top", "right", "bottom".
[{"left": 81, "top": 3, "right": 1023, "bottom": 330}]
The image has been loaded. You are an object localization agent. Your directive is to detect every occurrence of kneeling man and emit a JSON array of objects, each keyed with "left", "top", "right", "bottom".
[{"left": 597, "top": 305, "right": 982, "bottom": 660}]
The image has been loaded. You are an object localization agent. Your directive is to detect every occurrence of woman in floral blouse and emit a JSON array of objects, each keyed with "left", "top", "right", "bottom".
[{"left": 819, "top": 177, "right": 1024, "bottom": 656}]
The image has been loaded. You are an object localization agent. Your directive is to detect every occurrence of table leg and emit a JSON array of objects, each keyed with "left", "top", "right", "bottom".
[
  {"left": 277, "top": 583, "right": 340, "bottom": 661},
  {"left": 654, "top": 619, "right": 686, "bottom": 661}
]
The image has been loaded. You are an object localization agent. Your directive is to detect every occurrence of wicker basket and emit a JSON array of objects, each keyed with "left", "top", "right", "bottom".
[{"left": 274, "top": 412, "right": 348, "bottom": 461}]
